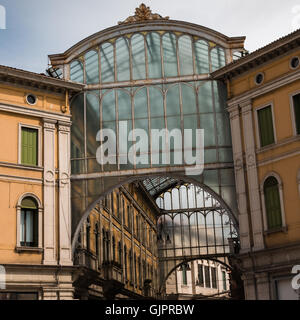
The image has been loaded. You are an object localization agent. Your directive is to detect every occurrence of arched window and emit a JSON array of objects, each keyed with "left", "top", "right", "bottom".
[
  {"left": 20, "top": 197, "right": 38, "bottom": 247},
  {"left": 118, "top": 241, "right": 122, "bottom": 264},
  {"left": 264, "top": 176, "right": 283, "bottom": 230},
  {"left": 129, "top": 249, "right": 133, "bottom": 283},
  {"left": 95, "top": 223, "right": 99, "bottom": 257},
  {"left": 86, "top": 218, "right": 90, "bottom": 251},
  {"left": 112, "top": 236, "right": 116, "bottom": 262},
  {"left": 124, "top": 245, "right": 128, "bottom": 281}
]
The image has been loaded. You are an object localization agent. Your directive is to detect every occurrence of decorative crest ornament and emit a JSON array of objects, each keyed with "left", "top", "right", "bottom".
[{"left": 118, "top": 3, "right": 169, "bottom": 25}]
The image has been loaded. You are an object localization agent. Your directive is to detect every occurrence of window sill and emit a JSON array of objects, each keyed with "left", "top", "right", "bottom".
[
  {"left": 15, "top": 246, "right": 43, "bottom": 253},
  {"left": 0, "top": 161, "right": 43, "bottom": 171},
  {"left": 264, "top": 226, "right": 288, "bottom": 235},
  {"left": 257, "top": 142, "right": 276, "bottom": 153},
  {"left": 257, "top": 135, "right": 300, "bottom": 154}
]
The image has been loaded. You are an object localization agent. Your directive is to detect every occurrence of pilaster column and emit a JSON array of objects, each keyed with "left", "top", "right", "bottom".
[
  {"left": 43, "top": 119, "right": 57, "bottom": 265},
  {"left": 228, "top": 103, "right": 251, "bottom": 252},
  {"left": 241, "top": 274, "right": 256, "bottom": 300},
  {"left": 255, "top": 272, "right": 270, "bottom": 300},
  {"left": 58, "top": 121, "right": 73, "bottom": 266},
  {"left": 240, "top": 100, "right": 264, "bottom": 251}
]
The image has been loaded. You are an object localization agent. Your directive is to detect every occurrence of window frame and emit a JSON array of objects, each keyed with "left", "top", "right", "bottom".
[
  {"left": 18, "top": 123, "right": 42, "bottom": 167},
  {"left": 16, "top": 193, "right": 43, "bottom": 251},
  {"left": 260, "top": 172, "right": 286, "bottom": 233},
  {"left": 289, "top": 90, "right": 300, "bottom": 137},
  {"left": 254, "top": 102, "right": 277, "bottom": 149}
]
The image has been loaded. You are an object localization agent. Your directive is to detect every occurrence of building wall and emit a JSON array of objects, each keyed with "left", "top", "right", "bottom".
[
  {"left": 166, "top": 260, "right": 230, "bottom": 299},
  {"left": 226, "top": 45, "right": 300, "bottom": 300},
  {"left": 75, "top": 183, "right": 159, "bottom": 299},
  {"left": 0, "top": 79, "right": 75, "bottom": 299}
]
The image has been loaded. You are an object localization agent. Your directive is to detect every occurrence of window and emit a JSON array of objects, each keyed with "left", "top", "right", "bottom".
[
  {"left": 211, "top": 267, "right": 217, "bottom": 289},
  {"left": 255, "top": 72, "right": 264, "bottom": 85},
  {"left": 292, "top": 93, "right": 300, "bottom": 135},
  {"left": 204, "top": 266, "right": 211, "bottom": 288},
  {"left": 112, "top": 236, "right": 116, "bottom": 262},
  {"left": 118, "top": 241, "right": 122, "bottom": 264},
  {"left": 21, "top": 127, "right": 38, "bottom": 166},
  {"left": 129, "top": 250, "right": 133, "bottom": 283},
  {"left": 290, "top": 56, "right": 300, "bottom": 70},
  {"left": 134, "top": 254, "right": 137, "bottom": 286},
  {"left": 85, "top": 219, "right": 90, "bottom": 251},
  {"left": 127, "top": 205, "right": 132, "bottom": 230},
  {"left": 257, "top": 105, "right": 275, "bottom": 147},
  {"left": 111, "top": 193, "right": 114, "bottom": 215},
  {"left": 182, "top": 264, "right": 187, "bottom": 285},
  {"left": 197, "top": 264, "right": 204, "bottom": 286},
  {"left": 138, "top": 257, "right": 142, "bottom": 288},
  {"left": 264, "top": 176, "right": 282, "bottom": 230},
  {"left": 222, "top": 271, "right": 227, "bottom": 291},
  {"left": 20, "top": 197, "right": 38, "bottom": 247},
  {"left": 95, "top": 223, "right": 99, "bottom": 257},
  {"left": 116, "top": 193, "right": 120, "bottom": 219},
  {"left": 124, "top": 246, "right": 128, "bottom": 280}
]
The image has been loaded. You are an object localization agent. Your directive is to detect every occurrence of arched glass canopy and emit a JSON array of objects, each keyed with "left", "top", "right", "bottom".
[
  {"left": 69, "top": 32, "right": 226, "bottom": 84},
  {"left": 51, "top": 19, "right": 245, "bottom": 242}
]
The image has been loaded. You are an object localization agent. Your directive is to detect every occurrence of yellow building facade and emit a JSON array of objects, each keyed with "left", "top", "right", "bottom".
[
  {"left": 213, "top": 29, "right": 300, "bottom": 300},
  {"left": 0, "top": 65, "right": 83, "bottom": 299}
]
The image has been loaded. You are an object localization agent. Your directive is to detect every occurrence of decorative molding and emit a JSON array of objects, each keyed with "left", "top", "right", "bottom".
[
  {"left": 118, "top": 4, "right": 169, "bottom": 25},
  {"left": 0, "top": 174, "right": 42, "bottom": 184},
  {"left": 0, "top": 103, "right": 71, "bottom": 123},
  {"left": 227, "top": 68, "right": 300, "bottom": 107},
  {"left": 45, "top": 170, "right": 55, "bottom": 183},
  {"left": 0, "top": 161, "right": 43, "bottom": 171},
  {"left": 0, "top": 64, "right": 83, "bottom": 93},
  {"left": 58, "top": 125, "right": 71, "bottom": 133},
  {"left": 211, "top": 29, "right": 300, "bottom": 79},
  {"left": 43, "top": 118, "right": 57, "bottom": 130}
]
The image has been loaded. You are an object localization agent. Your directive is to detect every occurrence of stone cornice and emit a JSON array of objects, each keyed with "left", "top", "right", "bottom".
[
  {"left": 212, "top": 28, "right": 300, "bottom": 79},
  {"left": 227, "top": 68, "right": 300, "bottom": 107},
  {"left": 0, "top": 64, "right": 84, "bottom": 94},
  {"left": 0, "top": 102, "right": 71, "bottom": 122}
]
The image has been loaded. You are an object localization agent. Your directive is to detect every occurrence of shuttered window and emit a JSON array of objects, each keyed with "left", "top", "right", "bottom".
[
  {"left": 257, "top": 106, "right": 275, "bottom": 147},
  {"left": 293, "top": 93, "right": 300, "bottom": 135},
  {"left": 264, "top": 177, "right": 282, "bottom": 230},
  {"left": 21, "top": 127, "right": 38, "bottom": 166}
]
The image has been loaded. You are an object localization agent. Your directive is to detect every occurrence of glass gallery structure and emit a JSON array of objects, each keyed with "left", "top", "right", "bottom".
[{"left": 47, "top": 4, "right": 247, "bottom": 299}]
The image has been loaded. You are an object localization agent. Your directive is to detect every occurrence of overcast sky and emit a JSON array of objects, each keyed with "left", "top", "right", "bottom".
[{"left": 0, "top": 0, "right": 299, "bottom": 73}]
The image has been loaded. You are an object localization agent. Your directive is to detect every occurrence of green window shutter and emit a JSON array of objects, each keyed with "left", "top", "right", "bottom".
[
  {"left": 293, "top": 94, "right": 300, "bottom": 135},
  {"left": 264, "top": 177, "right": 282, "bottom": 230},
  {"left": 21, "top": 127, "right": 38, "bottom": 166},
  {"left": 257, "top": 106, "right": 275, "bottom": 147}
]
